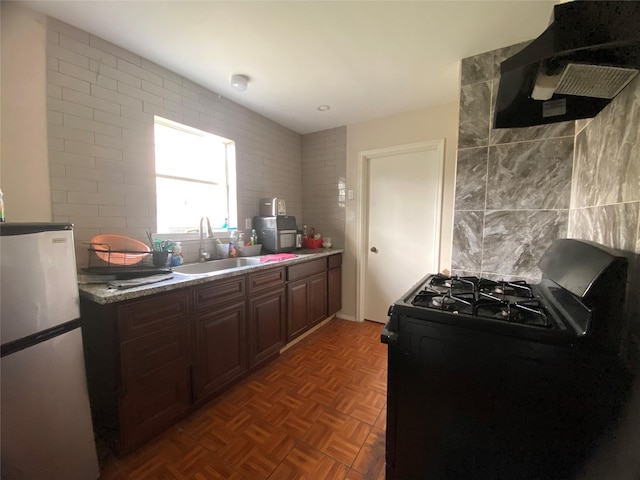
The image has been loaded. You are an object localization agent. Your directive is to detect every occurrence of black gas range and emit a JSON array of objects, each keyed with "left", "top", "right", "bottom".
[{"left": 381, "top": 239, "right": 631, "bottom": 479}]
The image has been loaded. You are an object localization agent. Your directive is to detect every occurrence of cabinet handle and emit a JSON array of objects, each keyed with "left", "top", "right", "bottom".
[{"left": 370, "top": 246, "right": 378, "bottom": 253}]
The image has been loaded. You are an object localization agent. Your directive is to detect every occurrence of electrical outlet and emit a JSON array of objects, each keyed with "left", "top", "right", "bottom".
[
  {"left": 348, "top": 189, "right": 354, "bottom": 200},
  {"left": 245, "top": 218, "right": 252, "bottom": 230}
]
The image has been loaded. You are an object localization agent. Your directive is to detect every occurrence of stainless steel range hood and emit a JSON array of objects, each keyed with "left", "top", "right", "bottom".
[{"left": 494, "top": 1, "right": 640, "bottom": 129}]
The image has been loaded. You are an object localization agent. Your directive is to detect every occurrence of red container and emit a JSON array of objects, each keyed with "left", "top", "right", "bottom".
[{"left": 302, "top": 237, "right": 323, "bottom": 249}]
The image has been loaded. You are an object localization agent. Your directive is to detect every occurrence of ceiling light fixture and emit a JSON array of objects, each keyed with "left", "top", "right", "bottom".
[
  {"left": 317, "top": 105, "right": 331, "bottom": 112},
  {"left": 231, "top": 74, "right": 249, "bottom": 92}
]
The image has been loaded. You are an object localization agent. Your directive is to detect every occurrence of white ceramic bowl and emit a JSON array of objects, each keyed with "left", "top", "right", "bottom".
[{"left": 322, "top": 242, "right": 332, "bottom": 248}]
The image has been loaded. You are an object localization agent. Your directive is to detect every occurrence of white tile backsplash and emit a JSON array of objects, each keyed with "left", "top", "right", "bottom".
[{"left": 301, "top": 127, "right": 347, "bottom": 247}]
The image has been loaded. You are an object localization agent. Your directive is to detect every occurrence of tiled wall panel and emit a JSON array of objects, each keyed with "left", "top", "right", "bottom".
[
  {"left": 452, "top": 43, "right": 574, "bottom": 281},
  {"left": 46, "top": 18, "right": 302, "bottom": 267},
  {"left": 453, "top": 147, "right": 487, "bottom": 211},
  {"left": 451, "top": 211, "right": 483, "bottom": 273},
  {"left": 454, "top": 44, "right": 639, "bottom": 333},
  {"left": 568, "top": 75, "right": 640, "bottom": 336},
  {"left": 482, "top": 210, "right": 568, "bottom": 278},
  {"left": 301, "top": 127, "right": 347, "bottom": 248},
  {"left": 486, "top": 137, "right": 573, "bottom": 210}
]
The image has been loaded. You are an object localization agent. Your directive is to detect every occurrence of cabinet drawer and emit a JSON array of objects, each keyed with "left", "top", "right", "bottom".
[
  {"left": 248, "top": 267, "right": 285, "bottom": 295},
  {"left": 327, "top": 253, "right": 342, "bottom": 269},
  {"left": 193, "top": 276, "right": 246, "bottom": 312},
  {"left": 118, "top": 290, "right": 190, "bottom": 341},
  {"left": 120, "top": 322, "right": 191, "bottom": 390},
  {"left": 287, "top": 258, "right": 326, "bottom": 281}
]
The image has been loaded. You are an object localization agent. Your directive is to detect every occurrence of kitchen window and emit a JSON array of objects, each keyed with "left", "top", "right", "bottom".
[{"left": 154, "top": 116, "right": 237, "bottom": 234}]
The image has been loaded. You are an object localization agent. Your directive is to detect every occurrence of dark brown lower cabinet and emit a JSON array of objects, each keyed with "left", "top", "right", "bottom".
[
  {"left": 192, "top": 299, "right": 247, "bottom": 401},
  {"left": 248, "top": 287, "right": 286, "bottom": 368},
  {"left": 115, "top": 294, "right": 193, "bottom": 453},
  {"left": 120, "top": 360, "right": 191, "bottom": 452},
  {"left": 308, "top": 272, "right": 328, "bottom": 326},
  {"left": 80, "top": 253, "right": 342, "bottom": 454},
  {"left": 287, "top": 271, "right": 327, "bottom": 342},
  {"left": 287, "top": 279, "right": 311, "bottom": 341},
  {"left": 81, "top": 289, "right": 193, "bottom": 454}
]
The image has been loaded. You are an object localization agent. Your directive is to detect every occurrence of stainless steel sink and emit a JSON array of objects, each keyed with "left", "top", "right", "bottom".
[{"left": 173, "top": 257, "right": 261, "bottom": 275}]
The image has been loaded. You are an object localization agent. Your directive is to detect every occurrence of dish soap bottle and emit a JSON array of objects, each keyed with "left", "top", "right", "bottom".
[
  {"left": 229, "top": 228, "right": 238, "bottom": 257},
  {"left": 171, "top": 242, "right": 183, "bottom": 266}
]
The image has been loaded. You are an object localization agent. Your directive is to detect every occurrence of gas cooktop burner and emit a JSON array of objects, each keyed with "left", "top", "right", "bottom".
[
  {"left": 429, "top": 274, "right": 476, "bottom": 294},
  {"left": 476, "top": 299, "right": 549, "bottom": 327},
  {"left": 410, "top": 274, "right": 552, "bottom": 328},
  {"left": 431, "top": 295, "right": 455, "bottom": 308},
  {"left": 478, "top": 279, "right": 533, "bottom": 299}
]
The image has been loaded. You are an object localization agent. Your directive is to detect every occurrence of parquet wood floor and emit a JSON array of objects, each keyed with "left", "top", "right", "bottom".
[{"left": 99, "top": 319, "right": 387, "bottom": 479}]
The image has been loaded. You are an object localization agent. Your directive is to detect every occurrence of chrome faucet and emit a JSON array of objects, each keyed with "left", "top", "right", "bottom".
[{"left": 199, "top": 216, "right": 214, "bottom": 262}]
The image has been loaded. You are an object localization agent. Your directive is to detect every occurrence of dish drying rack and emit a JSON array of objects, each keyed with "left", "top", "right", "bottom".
[{"left": 84, "top": 241, "right": 172, "bottom": 277}]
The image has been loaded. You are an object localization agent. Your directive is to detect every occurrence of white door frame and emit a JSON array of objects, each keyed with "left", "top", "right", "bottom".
[{"left": 356, "top": 139, "right": 445, "bottom": 322}]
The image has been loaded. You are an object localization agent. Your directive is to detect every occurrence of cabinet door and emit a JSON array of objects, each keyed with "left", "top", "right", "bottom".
[
  {"left": 287, "top": 279, "right": 309, "bottom": 342},
  {"left": 308, "top": 272, "right": 328, "bottom": 326},
  {"left": 193, "top": 300, "right": 248, "bottom": 401},
  {"left": 120, "top": 365, "right": 191, "bottom": 452},
  {"left": 119, "top": 322, "right": 192, "bottom": 452},
  {"left": 248, "top": 287, "right": 285, "bottom": 368},
  {"left": 328, "top": 267, "right": 342, "bottom": 316}
]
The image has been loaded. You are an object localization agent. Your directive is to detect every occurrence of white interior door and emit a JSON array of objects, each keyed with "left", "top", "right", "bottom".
[{"left": 362, "top": 142, "right": 443, "bottom": 323}]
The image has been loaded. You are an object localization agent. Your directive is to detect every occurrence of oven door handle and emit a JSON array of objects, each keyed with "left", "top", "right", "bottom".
[{"left": 381, "top": 325, "right": 398, "bottom": 346}]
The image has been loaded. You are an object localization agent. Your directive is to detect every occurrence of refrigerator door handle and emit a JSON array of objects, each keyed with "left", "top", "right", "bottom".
[{"left": 1, "top": 318, "right": 81, "bottom": 358}]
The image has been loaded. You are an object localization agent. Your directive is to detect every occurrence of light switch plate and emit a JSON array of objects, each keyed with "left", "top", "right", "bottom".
[
  {"left": 245, "top": 218, "right": 252, "bottom": 230},
  {"left": 348, "top": 189, "right": 354, "bottom": 200}
]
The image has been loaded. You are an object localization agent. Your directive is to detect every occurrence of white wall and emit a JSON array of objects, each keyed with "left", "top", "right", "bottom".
[
  {"left": 341, "top": 103, "right": 459, "bottom": 320},
  {"left": 1, "top": 2, "right": 51, "bottom": 221}
]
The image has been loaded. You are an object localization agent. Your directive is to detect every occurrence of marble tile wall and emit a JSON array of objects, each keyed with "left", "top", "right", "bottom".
[
  {"left": 569, "top": 75, "right": 640, "bottom": 336},
  {"left": 452, "top": 42, "right": 575, "bottom": 281},
  {"left": 453, "top": 44, "right": 639, "bottom": 334}
]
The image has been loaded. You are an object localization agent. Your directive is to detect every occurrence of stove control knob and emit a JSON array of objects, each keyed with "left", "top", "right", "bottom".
[{"left": 370, "top": 246, "right": 378, "bottom": 253}]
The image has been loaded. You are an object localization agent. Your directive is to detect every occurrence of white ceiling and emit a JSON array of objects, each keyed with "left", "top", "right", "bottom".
[{"left": 22, "top": 0, "right": 558, "bottom": 135}]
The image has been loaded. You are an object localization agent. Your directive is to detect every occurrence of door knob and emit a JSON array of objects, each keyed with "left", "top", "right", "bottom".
[{"left": 370, "top": 246, "right": 378, "bottom": 253}]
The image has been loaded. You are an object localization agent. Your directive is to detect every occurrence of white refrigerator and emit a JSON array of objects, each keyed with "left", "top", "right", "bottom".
[{"left": 1, "top": 223, "right": 100, "bottom": 480}]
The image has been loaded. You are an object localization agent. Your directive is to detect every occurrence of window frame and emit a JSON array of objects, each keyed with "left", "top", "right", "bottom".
[{"left": 153, "top": 116, "right": 237, "bottom": 237}]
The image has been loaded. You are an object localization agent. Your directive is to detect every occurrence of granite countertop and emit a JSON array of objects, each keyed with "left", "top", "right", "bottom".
[{"left": 78, "top": 248, "right": 344, "bottom": 305}]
